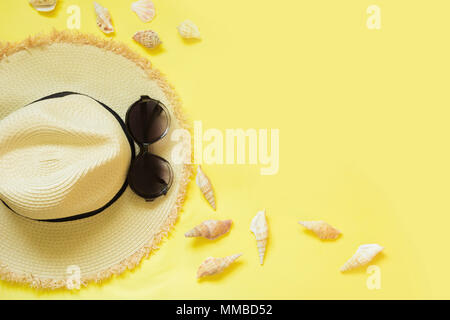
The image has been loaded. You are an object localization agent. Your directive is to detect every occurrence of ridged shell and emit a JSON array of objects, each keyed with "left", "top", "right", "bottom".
[
  {"left": 197, "top": 254, "right": 242, "bottom": 278},
  {"left": 341, "top": 244, "right": 383, "bottom": 272},
  {"left": 132, "top": 30, "right": 161, "bottom": 49},
  {"left": 131, "top": 0, "right": 155, "bottom": 23},
  {"left": 196, "top": 165, "right": 216, "bottom": 210},
  {"left": 94, "top": 2, "right": 114, "bottom": 34},
  {"left": 29, "top": 0, "right": 56, "bottom": 12},
  {"left": 250, "top": 209, "right": 268, "bottom": 265},
  {"left": 298, "top": 221, "right": 341, "bottom": 240},
  {"left": 185, "top": 219, "right": 232, "bottom": 240},
  {"left": 177, "top": 20, "right": 201, "bottom": 39}
]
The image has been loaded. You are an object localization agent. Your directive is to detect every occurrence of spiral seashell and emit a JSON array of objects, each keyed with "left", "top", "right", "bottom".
[
  {"left": 341, "top": 244, "right": 384, "bottom": 272},
  {"left": 131, "top": 0, "right": 155, "bottom": 23},
  {"left": 132, "top": 30, "right": 162, "bottom": 49},
  {"left": 185, "top": 219, "right": 232, "bottom": 240},
  {"left": 298, "top": 221, "right": 341, "bottom": 240},
  {"left": 250, "top": 209, "right": 268, "bottom": 265},
  {"left": 29, "top": 0, "right": 57, "bottom": 12},
  {"left": 94, "top": 2, "right": 114, "bottom": 34},
  {"left": 196, "top": 165, "right": 216, "bottom": 210},
  {"left": 177, "top": 20, "right": 201, "bottom": 39},
  {"left": 197, "top": 254, "right": 242, "bottom": 278}
]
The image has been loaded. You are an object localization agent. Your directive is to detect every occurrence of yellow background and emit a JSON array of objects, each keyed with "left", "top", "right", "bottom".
[{"left": 0, "top": 0, "right": 449, "bottom": 299}]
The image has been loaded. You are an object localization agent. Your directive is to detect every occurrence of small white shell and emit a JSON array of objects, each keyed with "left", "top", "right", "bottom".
[
  {"left": 196, "top": 166, "right": 216, "bottom": 210},
  {"left": 29, "top": 0, "right": 57, "bottom": 12},
  {"left": 94, "top": 2, "right": 114, "bottom": 34},
  {"left": 132, "top": 30, "right": 162, "bottom": 49},
  {"left": 341, "top": 244, "right": 384, "bottom": 272},
  {"left": 177, "top": 20, "right": 201, "bottom": 39},
  {"left": 250, "top": 209, "right": 268, "bottom": 265},
  {"left": 131, "top": 0, "right": 155, "bottom": 23}
]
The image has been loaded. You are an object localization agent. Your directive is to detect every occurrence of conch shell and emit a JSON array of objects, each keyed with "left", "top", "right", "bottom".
[
  {"left": 132, "top": 30, "right": 162, "bottom": 49},
  {"left": 250, "top": 209, "right": 268, "bottom": 265},
  {"left": 177, "top": 20, "right": 201, "bottom": 39},
  {"left": 131, "top": 0, "right": 155, "bottom": 23},
  {"left": 185, "top": 219, "right": 232, "bottom": 240},
  {"left": 341, "top": 244, "right": 383, "bottom": 272},
  {"left": 94, "top": 2, "right": 114, "bottom": 34},
  {"left": 196, "top": 166, "right": 216, "bottom": 210},
  {"left": 298, "top": 221, "right": 341, "bottom": 240},
  {"left": 197, "top": 254, "right": 242, "bottom": 278},
  {"left": 29, "top": 0, "right": 57, "bottom": 12}
]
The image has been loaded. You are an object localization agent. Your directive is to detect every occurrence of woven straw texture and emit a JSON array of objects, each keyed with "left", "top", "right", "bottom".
[
  {"left": 0, "top": 31, "right": 191, "bottom": 289},
  {"left": 0, "top": 94, "right": 132, "bottom": 220}
]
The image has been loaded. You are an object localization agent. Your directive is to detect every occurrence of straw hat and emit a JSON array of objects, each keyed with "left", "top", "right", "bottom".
[{"left": 0, "top": 31, "right": 191, "bottom": 289}]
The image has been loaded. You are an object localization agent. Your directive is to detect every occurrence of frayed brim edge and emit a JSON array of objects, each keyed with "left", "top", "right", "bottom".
[{"left": 0, "top": 30, "right": 194, "bottom": 290}]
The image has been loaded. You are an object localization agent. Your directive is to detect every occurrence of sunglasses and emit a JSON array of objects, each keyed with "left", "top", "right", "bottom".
[{"left": 126, "top": 96, "right": 173, "bottom": 201}]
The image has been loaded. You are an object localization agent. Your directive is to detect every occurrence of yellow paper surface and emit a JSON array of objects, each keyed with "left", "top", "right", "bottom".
[{"left": 0, "top": 0, "right": 449, "bottom": 299}]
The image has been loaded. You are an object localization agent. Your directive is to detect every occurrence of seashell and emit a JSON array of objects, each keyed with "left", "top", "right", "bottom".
[
  {"left": 250, "top": 209, "right": 268, "bottom": 265},
  {"left": 177, "top": 20, "right": 201, "bottom": 39},
  {"left": 185, "top": 219, "right": 232, "bottom": 240},
  {"left": 131, "top": 0, "right": 156, "bottom": 23},
  {"left": 29, "top": 0, "right": 57, "bottom": 12},
  {"left": 94, "top": 2, "right": 114, "bottom": 34},
  {"left": 196, "top": 165, "right": 216, "bottom": 210},
  {"left": 341, "top": 244, "right": 384, "bottom": 272},
  {"left": 298, "top": 221, "right": 341, "bottom": 240},
  {"left": 132, "top": 30, "right": 162, "bottom": 49},
  {"left": 197, "top": 254, "right": 242, "bottom": 278}
]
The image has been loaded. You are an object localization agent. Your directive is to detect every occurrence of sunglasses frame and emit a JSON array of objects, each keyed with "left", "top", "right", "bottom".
[{"left": 125, "top": 95, "right": 174, "bottom": 201}]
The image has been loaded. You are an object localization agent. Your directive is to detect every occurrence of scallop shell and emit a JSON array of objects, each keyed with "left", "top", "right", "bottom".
[
  {"left": 196, "top": 166, "right": 216, "bottom": 210},
  {"left": 131, "top": 0, "right": 155, "bottom": 23},
  {"left": 132, "top": 30, "right": 162, "bottom": 49},
  {"left": 94, "top": 2, "right": 114, "bottom": 34},
  {"left": 197, "top": 254, "right": 242, "bottom": 278},
  {"left": 177, "top": 20, "right": 201, "bottom": 39},
  {"left": 341, "top": 244, "right": 384, "bottom": 272},
  {"left": 250, "top": 209, "right": 268, "bottom": 265},
  {"left": 298, "top": 221, "right": 341, "bottom": 240},
  {"left": 185, "top": 219, "right": 232, "bottom": 240},
  {"left": 29, "top": 0, "right": 57, "bottom": 12}
]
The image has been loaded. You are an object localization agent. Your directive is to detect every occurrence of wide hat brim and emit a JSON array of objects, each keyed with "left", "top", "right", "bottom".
[{"left": 0, "top": 31, "right": 191, "bottom": 289}]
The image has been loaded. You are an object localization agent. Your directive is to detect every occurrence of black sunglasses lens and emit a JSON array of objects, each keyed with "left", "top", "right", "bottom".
[
  {"left": 127, "top": 96, "right": 169, "bottom": 144},
  {"left": 128, "top": 153, "right": 173, "bottom": 200}
]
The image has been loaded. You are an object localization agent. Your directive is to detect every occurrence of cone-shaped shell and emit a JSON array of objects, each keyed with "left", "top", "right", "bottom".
[
  {"left": 131, "top": 0, "right": 155, "bottom": 23},
  {"left": 197, "top": 254, "right": 242, "bottom": 278},
  {"left": 29, "top": 0, "right": 57, "bottom": 12},
  {"left": 185, "top": 219, "right": 232, "bottom": 240},
  {"left": 250, "top": 209, "right": 268, "bottom": 265},
  {"left": 298, "top": 221, "right": 341, "bottom": 240},
  {"left": 177, "top": 20, "right": 201, "bottom": 39},
  {"left": 341, "top": 244, "right": 383, "bottom": 272},
  {"left": 94, "top": 2, "right": 114, "bottom": 34},
  {"left": 132, "top": 30, "right": 161, "bottom": 49},
  {"left": 196, "top": 165, "right": 216, "bottom": 210}
]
